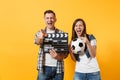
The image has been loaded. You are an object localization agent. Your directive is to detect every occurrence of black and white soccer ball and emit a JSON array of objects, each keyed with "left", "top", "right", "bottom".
[{"left": 71, "top": 38, "right": 85, "bottom": 54}]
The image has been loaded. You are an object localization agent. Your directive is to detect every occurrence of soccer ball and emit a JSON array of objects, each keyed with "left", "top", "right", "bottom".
[{"left": 71, "top": 38, "right": 85, "bottom": 55}]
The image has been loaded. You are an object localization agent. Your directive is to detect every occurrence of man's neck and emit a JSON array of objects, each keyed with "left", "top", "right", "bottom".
[{"left": 46, "top": 27, "right": 55, "bottom": 31}]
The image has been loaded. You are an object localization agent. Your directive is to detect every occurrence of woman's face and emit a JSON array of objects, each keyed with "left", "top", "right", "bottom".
[{"left": 74, "top": 21, "right": 84, "bottom": 37}]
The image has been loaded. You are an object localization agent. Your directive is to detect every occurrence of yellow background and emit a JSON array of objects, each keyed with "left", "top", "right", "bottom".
[{"left": 0, "top": 0, "right": 120, "bottom": 80}]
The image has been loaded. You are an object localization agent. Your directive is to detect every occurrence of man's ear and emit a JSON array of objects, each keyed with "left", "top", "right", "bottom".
[{"left": 55, "top": 18, "right": 57, "bottom": 22}]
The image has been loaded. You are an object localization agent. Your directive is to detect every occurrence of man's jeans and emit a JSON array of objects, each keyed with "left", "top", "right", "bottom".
[
  {"left": 74, "top": 71, "right": 101, "bottom": 80},
  {"left": 37, "top": 66, "right": 64, "bottom": 80}
]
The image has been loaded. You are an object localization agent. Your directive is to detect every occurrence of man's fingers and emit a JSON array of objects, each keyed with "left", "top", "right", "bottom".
[
  {"left": 40, "top": 29, "right": 45, "bottom": 33},
  {"left": 41, "top": 29, "right": 48, "bottom": 37},
  {"left": 44, "top": 33, "right": 48, "bottom": 37},
  {"left": 49, "top": 49, "right": 56, "bottom": 54},
  {"left": 49, "top": 49, "right": 57, "bottom": 57}
]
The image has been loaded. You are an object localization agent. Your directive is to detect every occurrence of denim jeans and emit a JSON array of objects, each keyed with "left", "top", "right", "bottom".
[
  {"left": 74, "top": 71, "right": 101, "bottom": 80},
  {"left": 37, "top": 66, "right": 64, "bottom": 80}
]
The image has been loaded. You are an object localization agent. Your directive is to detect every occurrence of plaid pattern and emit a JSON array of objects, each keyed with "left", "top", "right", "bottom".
[{"left": 34, "top": 28, "right": 66, "bottom": 73}]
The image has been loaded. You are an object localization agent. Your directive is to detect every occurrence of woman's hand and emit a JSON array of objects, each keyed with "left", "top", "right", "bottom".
[{"left": 80, "top": 34, "right": 89, "bottom": 44}]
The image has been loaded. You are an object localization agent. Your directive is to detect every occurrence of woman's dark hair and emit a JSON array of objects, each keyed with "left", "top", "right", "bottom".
[{"left": 71, "top": 18, "right": 87, "bottom": 40}]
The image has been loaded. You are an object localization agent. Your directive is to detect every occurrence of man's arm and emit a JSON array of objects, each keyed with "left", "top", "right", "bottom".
[
  {"left": 49, "top": 49, "right": 69, "bottom": 60},
  {"left": 34, "top": 37, "right": 43, "bottom": 45},
  {"left": 34, "top": 30, "right": 47, "bottom": 45}
]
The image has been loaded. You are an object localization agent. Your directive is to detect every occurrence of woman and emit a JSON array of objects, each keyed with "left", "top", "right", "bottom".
[{"left": 69, "top": 18, "right": 101, "bottom": 80}]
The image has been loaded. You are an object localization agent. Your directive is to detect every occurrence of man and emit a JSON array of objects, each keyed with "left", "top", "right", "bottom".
[{"left": 34, "top": 10, "right": 68, "bottom": 80}]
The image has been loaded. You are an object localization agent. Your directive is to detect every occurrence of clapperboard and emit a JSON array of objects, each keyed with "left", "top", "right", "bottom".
[{"left": 43, "top": 33, "right": 68, "bottom": 53}]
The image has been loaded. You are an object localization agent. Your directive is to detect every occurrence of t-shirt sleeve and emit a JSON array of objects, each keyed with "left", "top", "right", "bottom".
[{"left": 89, "top": 34, "right": 96, "bottom": 46}]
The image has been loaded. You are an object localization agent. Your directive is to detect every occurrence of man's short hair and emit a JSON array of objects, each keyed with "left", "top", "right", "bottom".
[{"left": 44, "top": 10, "right": 56, "bottom": 17}]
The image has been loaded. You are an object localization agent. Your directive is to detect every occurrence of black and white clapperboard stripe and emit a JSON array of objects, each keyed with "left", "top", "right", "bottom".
[{"left": 43, "top": 33, "right": 68, "bottom": 53}]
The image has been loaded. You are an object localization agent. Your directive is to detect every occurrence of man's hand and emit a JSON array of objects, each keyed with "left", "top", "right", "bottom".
[
  {"left": 38, "top": 29, "right": 47, "bottom": 39},
  {"left": 49, "top": 49, "right": 65, "bottom": 60},
  {"left": 35, "top": 29, "right": 47, "bottom": 45}
]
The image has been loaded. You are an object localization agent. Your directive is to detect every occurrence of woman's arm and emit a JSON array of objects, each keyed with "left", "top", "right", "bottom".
[
  {"left": 86, "top": 41, "right": 96, "bottom": 58},
  {"left": 81, "top": 34, "right": 96, "bottom": 58}
]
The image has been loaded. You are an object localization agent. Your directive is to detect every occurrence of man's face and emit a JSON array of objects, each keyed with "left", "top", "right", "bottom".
[{"left": 44, "top": 13, "right": 56, "bottom": 29}]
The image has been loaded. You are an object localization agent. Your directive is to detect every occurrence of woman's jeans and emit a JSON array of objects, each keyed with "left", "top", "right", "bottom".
[
  {"left": 74, "top": 71, "right": 101, "bottom": 80},
  {"left": 37, "top": 66, "right": 64, "bottom": 80}
]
